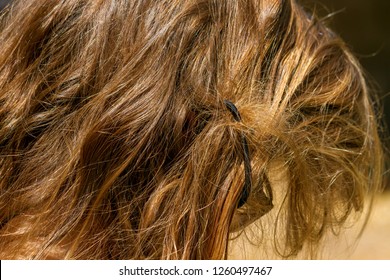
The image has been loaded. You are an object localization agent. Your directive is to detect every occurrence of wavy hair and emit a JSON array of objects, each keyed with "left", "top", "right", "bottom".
[{"left": 0, "top": 0, "right": 384, "bottom": 259}]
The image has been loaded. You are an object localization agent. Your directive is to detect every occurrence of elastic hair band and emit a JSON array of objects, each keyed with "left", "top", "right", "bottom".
[{"left": 223, "top": 100, "right": 251, "bottom": 208}]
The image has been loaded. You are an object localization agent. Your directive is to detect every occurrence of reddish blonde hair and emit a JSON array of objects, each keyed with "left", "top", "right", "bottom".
[{"left": 0, "top": 0, "right": 384, "bottom": 259}]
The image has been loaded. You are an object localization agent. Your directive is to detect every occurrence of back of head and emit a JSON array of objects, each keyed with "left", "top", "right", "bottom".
[{"left": 0, "top": 0, "right": 384, "bottom": 259}]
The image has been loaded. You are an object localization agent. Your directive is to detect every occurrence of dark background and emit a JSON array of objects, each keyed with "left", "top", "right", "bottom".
[
  {"left": 302, "top": 0, "right": 390, "bottom": 140},
  {"left": 0, "top": 0, "right": 8, "bottom": 10}
]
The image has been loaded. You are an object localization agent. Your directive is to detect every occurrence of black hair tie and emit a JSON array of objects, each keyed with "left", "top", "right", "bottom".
[{"left": 224, "top": 100, "right": 251, "bottom": 208}]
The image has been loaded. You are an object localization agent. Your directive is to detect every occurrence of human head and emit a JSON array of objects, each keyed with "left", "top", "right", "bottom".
[{"left": 0, "top": 0, "right": 384, "bottom": 259}]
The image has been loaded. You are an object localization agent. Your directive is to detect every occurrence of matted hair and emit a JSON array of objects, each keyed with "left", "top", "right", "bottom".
[{"left": 0, "top": 0, "right": 384, "bottom": 259}]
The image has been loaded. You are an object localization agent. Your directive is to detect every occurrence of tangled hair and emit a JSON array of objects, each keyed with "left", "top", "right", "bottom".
[{"left": 0, "top": 0, "right": 384, "bottom": 259}]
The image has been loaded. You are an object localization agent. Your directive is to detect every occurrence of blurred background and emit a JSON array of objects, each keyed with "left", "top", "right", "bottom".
[{"left": 0, "top": 0, "right": 389, "bottom": 259}]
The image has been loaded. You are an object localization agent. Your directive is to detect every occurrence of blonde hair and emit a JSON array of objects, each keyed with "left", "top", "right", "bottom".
[{"left": 0, "top": 0, "right": 384, "bottom": 259}]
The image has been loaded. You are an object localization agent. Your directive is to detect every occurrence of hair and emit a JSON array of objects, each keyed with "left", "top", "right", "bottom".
[{"left": 0, "top": 0, "right": 384, "bottom": 259}]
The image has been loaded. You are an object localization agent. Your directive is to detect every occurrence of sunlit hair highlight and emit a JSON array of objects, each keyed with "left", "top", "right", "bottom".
[{"left": 0, "top": 0, "right": 384, "bottom": 259}]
